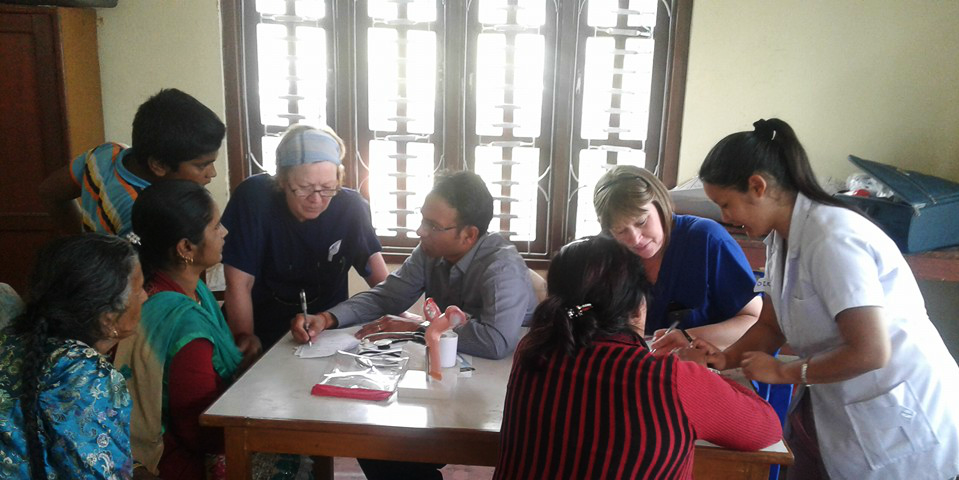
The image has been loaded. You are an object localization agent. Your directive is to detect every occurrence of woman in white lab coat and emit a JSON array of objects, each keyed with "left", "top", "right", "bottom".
[{"left": 695, "top": 118, "right": 959, "bottom": 480}]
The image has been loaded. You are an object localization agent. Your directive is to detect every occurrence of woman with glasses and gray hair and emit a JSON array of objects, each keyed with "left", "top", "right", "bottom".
[
  {"left": 221, "top": 125, "right": 388, "bottom": 361},
  {"left": 593, "top": 165, "right": 761, "bottom": 355}
]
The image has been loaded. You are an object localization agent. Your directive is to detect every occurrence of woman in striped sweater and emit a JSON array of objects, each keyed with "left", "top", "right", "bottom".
[{"left": 494, "top": 236, "right": 782, "bottom": 479}]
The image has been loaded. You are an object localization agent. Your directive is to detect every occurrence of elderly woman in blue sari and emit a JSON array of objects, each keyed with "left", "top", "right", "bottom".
[
  {"left": 0, "top": 234, "right": 146, "bottom": 480},
  {"left": 115, "top": 180, "right": 242, "bottom": 479}
]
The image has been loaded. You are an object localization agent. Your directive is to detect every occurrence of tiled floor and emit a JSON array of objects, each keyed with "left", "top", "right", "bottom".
[{"left": 333, "top": 457, "right": 494, "bottom": 480}]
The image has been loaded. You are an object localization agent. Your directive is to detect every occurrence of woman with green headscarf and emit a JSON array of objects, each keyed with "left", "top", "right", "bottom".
[{"left": 116, "top": 180, "right": 241, "bottom": 479}]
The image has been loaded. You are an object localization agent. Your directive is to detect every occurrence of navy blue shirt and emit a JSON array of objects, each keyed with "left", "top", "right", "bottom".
[
  {"left": 646, "top": 215, "right": 758, "bottom": 332},
  {"left": 221, "top": 174, "right": 382, "bottom": 347}
]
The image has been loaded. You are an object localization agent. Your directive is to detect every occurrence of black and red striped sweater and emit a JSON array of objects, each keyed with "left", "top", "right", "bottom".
[{"left": 495, "top": 334, "right": 782, "bottom": 479}]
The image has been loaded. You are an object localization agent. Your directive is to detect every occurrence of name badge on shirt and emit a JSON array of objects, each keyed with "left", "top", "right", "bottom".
[{"left": 328, "top": 239, "right": 341, "bottom": 262}]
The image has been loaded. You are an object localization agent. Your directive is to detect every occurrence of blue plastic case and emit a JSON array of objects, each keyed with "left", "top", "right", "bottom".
[{"left": 837, "top": 155, "right": 959, "bottom": 253}]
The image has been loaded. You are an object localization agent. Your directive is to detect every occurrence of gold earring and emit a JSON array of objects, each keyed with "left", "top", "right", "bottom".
[
  {"left": 112, "top": 328, "right": 119, "bottom": 338},
  {"left": 178, "top": 253, "right": 194, "bottom": 265}
]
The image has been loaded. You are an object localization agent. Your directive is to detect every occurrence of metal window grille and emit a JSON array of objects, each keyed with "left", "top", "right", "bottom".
[{"left": 229, "top": 0, "right": 687, "bottom": 264}]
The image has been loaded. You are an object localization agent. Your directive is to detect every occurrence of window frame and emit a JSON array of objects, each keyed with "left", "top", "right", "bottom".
[{"left": 220, "top": 0, "right": 692, "bottom": 268}]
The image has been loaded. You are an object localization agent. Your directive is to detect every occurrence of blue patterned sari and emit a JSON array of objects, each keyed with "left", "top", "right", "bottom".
[{"left": 0, "top": 330, "right": 133, "bottom": 479}]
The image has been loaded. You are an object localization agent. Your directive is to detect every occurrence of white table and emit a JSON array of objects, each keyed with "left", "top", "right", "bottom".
[{"left": 201, "top": 333, "right": 791, "bottom": 480}]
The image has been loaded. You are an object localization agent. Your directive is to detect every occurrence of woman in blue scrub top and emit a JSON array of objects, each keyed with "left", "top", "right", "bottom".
[
  {"left": 593, "top": 165, "right": 762, "bottom": 354},
  {"left": 221, "top": 125, "right": 389, "bottom": 360},
  {"left": 696, "top": 118, "right": 959, "bottom": 479}
]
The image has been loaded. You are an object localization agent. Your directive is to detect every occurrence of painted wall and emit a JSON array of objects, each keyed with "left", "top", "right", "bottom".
[
  {"left": 95, "top": 0, "right": 230, "bottom": 207},
  {"left": 678, "top": 0, "right": 959, "bottom": 186}
]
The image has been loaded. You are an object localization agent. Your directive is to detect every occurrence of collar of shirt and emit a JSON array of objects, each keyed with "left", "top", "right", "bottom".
[{"left": 437, "top": 232, "right": 490, "bottom": 277}]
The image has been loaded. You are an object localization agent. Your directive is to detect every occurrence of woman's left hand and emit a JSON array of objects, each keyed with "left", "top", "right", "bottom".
[{"left": 740, "top": 351, "right": 787, "bottom": 384}]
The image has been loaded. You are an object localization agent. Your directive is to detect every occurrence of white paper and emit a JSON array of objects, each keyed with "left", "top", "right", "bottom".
[
  {"left": 397, "top": 369, "right": 457, "bottom": 400},
  {"left": 294, "top": 327, "right": 361, "bottom": 358}
]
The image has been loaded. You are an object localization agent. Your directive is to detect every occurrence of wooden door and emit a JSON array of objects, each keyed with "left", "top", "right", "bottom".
[{"left": 0, "top": 6, "right": 102, "bottom": 293}]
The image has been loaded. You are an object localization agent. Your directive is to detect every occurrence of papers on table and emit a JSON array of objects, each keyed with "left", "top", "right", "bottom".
[{"left": 294, "top": 327, "right": 361, "bottom": 358}]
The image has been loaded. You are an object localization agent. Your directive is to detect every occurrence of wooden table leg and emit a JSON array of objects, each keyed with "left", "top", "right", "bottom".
[
  {"left": 224, "top": 427, "right": 252, "bottom": 480},
  {"left": 312, "top": 456, "right": 334, "bottom": 480}
]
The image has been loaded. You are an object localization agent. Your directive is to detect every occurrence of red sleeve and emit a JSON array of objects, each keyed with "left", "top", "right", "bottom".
[
  {"left": 675, "top": 360, "right": 782, "bottom": 450},
  {"left": 167, "top": 339, "right": 226, "bottom": 454}
]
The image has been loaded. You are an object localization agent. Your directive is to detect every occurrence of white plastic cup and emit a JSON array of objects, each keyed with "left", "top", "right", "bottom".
[{"left": 439, "top": 331, "right": 458, "bottom": 368}]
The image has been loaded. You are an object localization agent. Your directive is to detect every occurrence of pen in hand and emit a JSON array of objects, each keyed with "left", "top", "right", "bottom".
[
  {"left": 650, "top": 319, "right": 681, "bottom": 354},
  {"left": 300, "top": 289, "right": 312, "bottom": 347}
]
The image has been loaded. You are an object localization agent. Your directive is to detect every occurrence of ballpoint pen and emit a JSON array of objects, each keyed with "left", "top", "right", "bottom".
[
  {"left": 649, "top": 319, "right": 681, "bottom": 354},
  {"left": 300, "top": 289, "right": 312, "bottom": 347}
]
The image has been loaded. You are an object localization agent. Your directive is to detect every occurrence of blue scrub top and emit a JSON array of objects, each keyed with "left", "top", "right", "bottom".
[
  {"left": 221, "top": 174, "right": 382, "bottom": 347},
  {"left": 646, "top": 215, "right": 758, "bottom": 332}
]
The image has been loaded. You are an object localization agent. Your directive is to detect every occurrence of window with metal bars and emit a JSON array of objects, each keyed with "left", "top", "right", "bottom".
[{"left": 221, "top": 0, "right": 691, "bottom": 267}]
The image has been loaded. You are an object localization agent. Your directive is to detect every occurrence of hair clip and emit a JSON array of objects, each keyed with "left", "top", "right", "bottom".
[
  {"left": 566, "top": 303, "right": 593, "bottom": 320},
  {"left": 124, "top": 232, "right": 141, "bottom": 245},
  {"left": 753, "top": 118, "right": 776, "bottom": 141}
]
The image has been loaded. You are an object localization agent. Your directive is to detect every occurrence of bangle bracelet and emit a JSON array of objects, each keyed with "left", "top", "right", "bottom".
[
  {"left": 679, "top": 329, "right": 694, "bottom": 343},
  {"left": 800, "top": 358, "right": 812, "bottom": 385}
]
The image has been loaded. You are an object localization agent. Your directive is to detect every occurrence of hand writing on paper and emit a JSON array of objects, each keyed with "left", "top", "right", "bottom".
[
  {"left": 424, "top": 297, "right": 468, "bottom": 380},
  {"left": 291, "top": 312, "right": 337, "bottom": 344}
]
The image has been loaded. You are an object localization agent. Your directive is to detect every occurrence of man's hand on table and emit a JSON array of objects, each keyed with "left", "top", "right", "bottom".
[
  {"left": 355, "top": 315, "right": 423, "bottom": 339},
  {"left": 290, "top": 311, "right": 337, "bottom": 344}
]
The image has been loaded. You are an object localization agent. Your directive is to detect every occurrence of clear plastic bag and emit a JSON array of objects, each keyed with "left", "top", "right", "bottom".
[
  {"left": 846, "top": 172, "right": 894, "bottom": 198},
  {"left": 315, "top": 349, "right": 410, "bottom": 395}
]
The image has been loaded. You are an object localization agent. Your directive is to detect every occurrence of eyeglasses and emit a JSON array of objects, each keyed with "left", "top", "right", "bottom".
[
  {"left": 419, "top": 219, "right": 458, "bottom": 234},
  {"left": 289, "top": 185, "right": 340, "bottom": 198}
]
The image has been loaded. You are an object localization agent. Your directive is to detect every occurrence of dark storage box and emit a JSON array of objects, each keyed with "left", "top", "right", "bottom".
[{"left": 836, "top": 155, "right": 959, "bottom": 253}]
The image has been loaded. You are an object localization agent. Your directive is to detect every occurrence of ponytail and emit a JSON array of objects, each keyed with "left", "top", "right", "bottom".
[
  {"left": 700, "top": 118, "right": 853, "bottom": 211},
  {"left": 18, "top": 308, "right": 49, "bottom": 480}
]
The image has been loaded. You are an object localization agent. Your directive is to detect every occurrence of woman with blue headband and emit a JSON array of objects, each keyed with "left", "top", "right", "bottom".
[{"left": 221, "top": 125, "right": 389, "bottom": 361}]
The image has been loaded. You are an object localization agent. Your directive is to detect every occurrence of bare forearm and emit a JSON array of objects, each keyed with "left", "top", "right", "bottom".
[
  {"left": 688, "top": 314, "right": 756, "bottom": 352},
  {"left": 687, "top": 296, "right": 762, "bottom": 351},
  {"left": 780, "top": 307, "right": 890, "bottom": 384},
  {"left": 43, "top": 198, "right": 83, "bottom": 235},
  {"left": 224, "top": 289, "right": 255, "bottom": 336},
  {"left": 39, "top": 166, "right": 83, "bottom": 235},
  {"left": 364, "top": 253, "right": 390, "bottom": 288},
  {"left": 723, "top": 320, "right": 785, "bottom": 369}
]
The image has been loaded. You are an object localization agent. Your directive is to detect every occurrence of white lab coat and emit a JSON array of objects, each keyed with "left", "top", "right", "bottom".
[{"left": 758, "top": 193, "right": 959, "bottom": 480}]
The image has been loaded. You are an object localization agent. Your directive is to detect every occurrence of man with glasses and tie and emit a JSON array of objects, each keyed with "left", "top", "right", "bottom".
[
  {"left": 221, "top": 125, "right": 389, "bottom": 363},
  {"left": 291, "top": 170, "right": 536, "bottom": 361}
]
